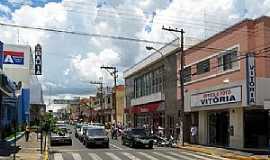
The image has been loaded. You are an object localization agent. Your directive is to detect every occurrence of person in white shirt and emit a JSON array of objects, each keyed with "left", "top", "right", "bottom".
[{"left": 190, "top": 124, "right": 198, "bottom": 144}]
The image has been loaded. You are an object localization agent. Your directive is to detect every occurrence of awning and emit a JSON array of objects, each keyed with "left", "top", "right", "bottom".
[{"left": 125, "top": 102, "right": 161, "bottom": 114}]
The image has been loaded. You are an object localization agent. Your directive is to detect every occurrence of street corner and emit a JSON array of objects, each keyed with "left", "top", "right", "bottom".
[{"left": 176, "top": 144, "right": 215, "bottom": 155}]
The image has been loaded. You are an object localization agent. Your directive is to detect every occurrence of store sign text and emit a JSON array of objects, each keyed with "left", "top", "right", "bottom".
[
  {"left": 191, "top": 86, "right": 242, "bottom": 107},
  {"left": 246, "top": 53, "right": 256, "bottom": 105}
]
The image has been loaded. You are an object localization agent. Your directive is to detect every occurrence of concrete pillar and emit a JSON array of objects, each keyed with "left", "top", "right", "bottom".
[
  {"left": 229, "top": 107, "right": 244, "bottom": 149},
  {"left": 198, "top": 111, "right": 208, "bottom": 145}
]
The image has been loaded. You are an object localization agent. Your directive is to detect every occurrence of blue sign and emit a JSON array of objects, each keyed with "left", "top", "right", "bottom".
[{"left": 0, "top": 41, "right": 3, "bottom": 69}]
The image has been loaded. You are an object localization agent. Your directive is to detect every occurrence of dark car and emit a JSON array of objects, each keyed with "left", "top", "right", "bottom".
[
  {"left": 83, "top": 128, "right": 109, "bottom": 148},
  {"left": 50, "top": 127, "right": 72, "bottom": 146},
  {"left": 122, "top": 128, "right": 153, "bottom": 149}
]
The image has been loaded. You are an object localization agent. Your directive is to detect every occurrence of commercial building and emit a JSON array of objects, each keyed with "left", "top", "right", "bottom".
[
  {"left": 180, "top": 16, "right": 270, "bottom": 149},
  {"left": 3, "top": 44, "right": 43, "bottom": 127},
  {"left": 0, "top": 41, "right": 18, "bottom": 139},
  {"left": 124, "top": 39, "right": 178, "bottom": 134}
]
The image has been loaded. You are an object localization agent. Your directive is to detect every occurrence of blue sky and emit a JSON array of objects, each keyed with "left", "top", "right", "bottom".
[{"left": 0, "top": 0, "right": 269, "bottom": 106}]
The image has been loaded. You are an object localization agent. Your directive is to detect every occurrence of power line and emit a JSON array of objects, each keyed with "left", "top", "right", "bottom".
[{"left": 0, "top": 22, "right": 175, "bottom": 46}]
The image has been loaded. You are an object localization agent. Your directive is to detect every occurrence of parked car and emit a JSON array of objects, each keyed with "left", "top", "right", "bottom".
[
  {"left": 122, "top": 128, "right": 153, "bottom": 149},
  {"left": 50, "top": 127, "right": 72, "bottom": 146},
  {"left": 83, "top": 128, "right": 109, "bottom": 148}
]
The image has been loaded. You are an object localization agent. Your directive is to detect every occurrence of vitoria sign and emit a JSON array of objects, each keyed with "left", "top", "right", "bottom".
[{"left": 191, "top": 86, "right": 242, "bottom": 107}]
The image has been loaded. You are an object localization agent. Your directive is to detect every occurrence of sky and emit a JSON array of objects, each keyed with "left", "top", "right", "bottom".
[{"left": 0, "top": 0, "right": 270, "bottom": 110}]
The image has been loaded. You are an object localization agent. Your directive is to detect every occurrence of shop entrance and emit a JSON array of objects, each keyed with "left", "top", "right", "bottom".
[{"left": 208, "top": 111, "right": 229, "bottom": 147}]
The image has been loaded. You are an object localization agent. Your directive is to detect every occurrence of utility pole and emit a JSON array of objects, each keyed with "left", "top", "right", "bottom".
[
  {"left": 100, "top": 66, "right": 118, "bottom": 124},
  {"left": 90, "top": 81, "right": 104, "bottom": 123},
  {"left": 162, "top": 26, "right": 185, "bottom": 146}
]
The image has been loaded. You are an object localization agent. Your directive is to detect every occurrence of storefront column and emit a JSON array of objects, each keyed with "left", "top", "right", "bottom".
[
  {"left": 198, "top": 111, "right": 208, "bottom": 145},
  {"left": 229, "top": 107, "right": 244, "bottom": 149}
]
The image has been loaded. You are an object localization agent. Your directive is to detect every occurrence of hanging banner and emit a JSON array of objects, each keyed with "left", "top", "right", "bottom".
[
  {"left": 34, "top": 44, "right": 42, "bottom": 75},
  {"left": 246, "top": 53, "right": 256, "bottom": 105}
]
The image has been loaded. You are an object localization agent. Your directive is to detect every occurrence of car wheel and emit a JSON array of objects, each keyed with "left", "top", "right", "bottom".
[
  {"left": 122, "top": 139, "right": 125, "bottom": 145},
  {"left": 105, "top": 143, "right": 109, "bottom": 148},
  {"left": 148, "top": 143, "right": 153, "bottom": 149},
  {"left": 130, "top": 141, "right": 135, "bottom": 148},
  {"left": 69, "top": 141, "right": 72, "bottom": 146}
]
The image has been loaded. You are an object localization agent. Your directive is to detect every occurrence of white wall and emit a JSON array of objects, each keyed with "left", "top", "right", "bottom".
[{"left": 3, "top": 44, "right": 33, "bottom": 88}]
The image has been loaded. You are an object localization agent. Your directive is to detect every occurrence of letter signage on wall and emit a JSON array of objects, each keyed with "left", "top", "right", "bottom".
[
  {"left": 34, "top": 44, "right": 42, "bottom": 75},
  {"left": 190, "top": 86, "right": 242, "bottom": 107},
  {"left": 246, "top": 53, "right": 256, "bottom": 105}
]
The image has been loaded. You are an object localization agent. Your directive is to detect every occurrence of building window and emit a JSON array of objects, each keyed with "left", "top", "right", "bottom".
[
  {"left": 218, "top": 47, "right": 238, "bottom": 72},
  {"left": 182, "top": 66, "right": 191, "bottom": 83},
  {"left": 107, "top": 97, "right": 111, "bottom": 104},
  {"left": 196, "top": 59, "right": 210, "bottom": 75}
]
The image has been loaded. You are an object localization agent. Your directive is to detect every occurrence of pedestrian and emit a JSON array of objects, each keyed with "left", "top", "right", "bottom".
[
  {"left": 190, "top": 124, "right": 197, "bottom": 144},
  {"left": 25, "top": 124, "right": 30, "bottom": 142}
]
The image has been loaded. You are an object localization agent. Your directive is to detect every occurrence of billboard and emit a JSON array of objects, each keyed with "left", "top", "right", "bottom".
[{"left": 3, "top": 51, "right": 24, "bottom": 65}]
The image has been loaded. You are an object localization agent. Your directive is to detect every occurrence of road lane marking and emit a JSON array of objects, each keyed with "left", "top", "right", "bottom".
[
  {"left": 153, "top": 152, "right": 178, "bottom": 160},
  {"left": 121, "top": 152, "right": 141, "bottom": 160},
  {"left": 181, "top": 151, "right": 230, "bottom": 160},
  {"left": 105, "top": 152, "right": 122, "bottom": 160},
  {"left": 110, "top": 143, "right": 125, "bottom": 150},
  {"left": 137, "top": 152, "right": 159, "bottom": 160},
  {"left": 167, "top": 152, "right": 195, "bottom": 160},
  {"left": 179, "top": 151, "right": 216, "bottom": 160},
  {"left": 54, "top": 153, "right": 64, "bottom": 160},
  {"left": 71, "top": 153, "right": 82, "bottom": 160},
  {"left": 88, "top": 153, "right": 103, "bottom": 160}
]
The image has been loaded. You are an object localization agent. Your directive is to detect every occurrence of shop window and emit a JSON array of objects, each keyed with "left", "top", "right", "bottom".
[
  {"left": 196, "top": 59, "right": 210, "bottom": 75},
  {"left": 218, "top": 47, "right": 238, "bottom": 72},
  {"left": 182, "top": 66, "right": 191, "bottom": 83}
]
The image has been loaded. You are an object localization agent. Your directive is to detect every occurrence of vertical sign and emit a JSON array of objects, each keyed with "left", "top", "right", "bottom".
[
  {"left": 0, "top": 41, "right": 3, "bottom": 69},
  {"left": 246, "top": 53, "right": 256, "bottom": 105},
  {"left": 35, "top": 44, "right": 42, "bottom": 75}
]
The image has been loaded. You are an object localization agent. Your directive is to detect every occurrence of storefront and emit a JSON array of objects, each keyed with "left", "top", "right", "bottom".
[
  {"left": 125, "top": 102, "right": 165, "bottom": 133},
  {"left": 189, "top": 86, "right": 244, "bottom": 148}
]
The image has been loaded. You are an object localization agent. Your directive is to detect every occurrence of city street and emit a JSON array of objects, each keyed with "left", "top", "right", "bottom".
[{"left": 48, "top": 127, "right": 228, "bottom": 160}]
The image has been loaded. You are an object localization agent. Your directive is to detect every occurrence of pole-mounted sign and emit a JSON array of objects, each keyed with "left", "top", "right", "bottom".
[{"left": 35, "top": 44, "right": 42, "bottom": 75}]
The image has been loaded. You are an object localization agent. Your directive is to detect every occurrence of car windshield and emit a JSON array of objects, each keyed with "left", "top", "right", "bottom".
[
  {"left": 88, "top": 129, "right": 106, "bottom": 136},
  {"left": 131, "top": 129, "right": 146, "bottom": 136}
]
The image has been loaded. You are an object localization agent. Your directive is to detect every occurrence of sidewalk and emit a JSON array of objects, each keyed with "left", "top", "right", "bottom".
[{"left": 177, "top": 143, "right": 270, "bottom": 160}]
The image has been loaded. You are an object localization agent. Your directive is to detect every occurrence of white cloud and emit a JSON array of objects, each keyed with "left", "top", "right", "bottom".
[
  {"left": 70, "top": 49, "right": 120, "bottom": 85},
  {"left": 0, "top": 4, "right": 11, "bottom": 14}
]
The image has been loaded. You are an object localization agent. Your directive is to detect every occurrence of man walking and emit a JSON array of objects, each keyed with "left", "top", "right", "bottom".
[{"left": 25, "top": 124, "right": 30, "bottom": 142}]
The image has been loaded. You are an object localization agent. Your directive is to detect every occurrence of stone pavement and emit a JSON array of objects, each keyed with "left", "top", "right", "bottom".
[{"left": 177, "top": 143, "right": 270, "bottom": 160}]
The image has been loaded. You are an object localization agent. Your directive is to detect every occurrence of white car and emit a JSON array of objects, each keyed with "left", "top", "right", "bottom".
[
  {"left": 89, "top": 123, "right": 105, "bottom": 129},
  {"left": 78, "top": 125, "right": 90, "bottom": 141}
]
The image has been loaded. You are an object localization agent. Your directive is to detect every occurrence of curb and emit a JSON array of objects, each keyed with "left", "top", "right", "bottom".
[{"left": 177, "top": 145, "right": 270, "bottom": 160}]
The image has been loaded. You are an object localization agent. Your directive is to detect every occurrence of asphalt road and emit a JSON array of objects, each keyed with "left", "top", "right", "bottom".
[{"left": 49, "top": 127, "right": 229, "bottom": 160}]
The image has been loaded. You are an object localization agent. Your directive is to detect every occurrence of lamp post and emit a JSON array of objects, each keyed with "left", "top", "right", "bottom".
[{"left": 13, "top": 85, "right": 21, "bottom": 160}]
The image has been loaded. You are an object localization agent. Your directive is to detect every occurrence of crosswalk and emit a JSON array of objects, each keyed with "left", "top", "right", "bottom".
[{"left": 52, "top": 150, "right": 230, "bottom": 160}]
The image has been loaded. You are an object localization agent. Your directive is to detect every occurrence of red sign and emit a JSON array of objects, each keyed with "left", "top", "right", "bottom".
[{"left": 126, "top": 102, "right": 160, "bottom": 113}]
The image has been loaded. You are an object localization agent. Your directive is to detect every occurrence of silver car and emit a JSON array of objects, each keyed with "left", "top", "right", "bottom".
[{"left": 83, "top": 128, "right": 109, "bottom": 148}]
